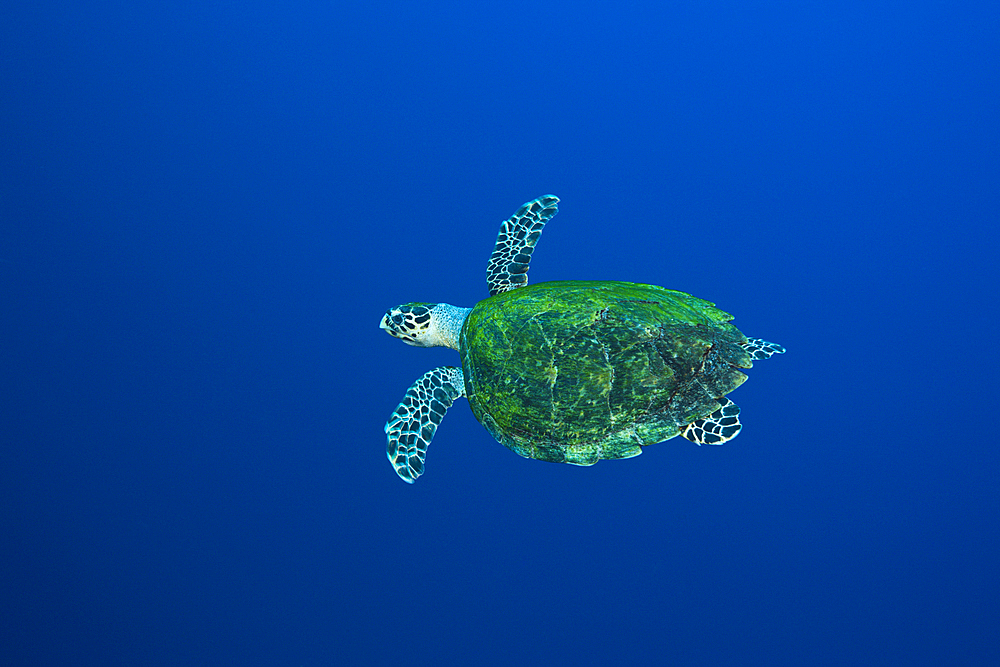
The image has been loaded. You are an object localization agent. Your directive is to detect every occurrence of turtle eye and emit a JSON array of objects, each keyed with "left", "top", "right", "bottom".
[{"left": 380, "top": 310, "right": 410, "bottom": 338}]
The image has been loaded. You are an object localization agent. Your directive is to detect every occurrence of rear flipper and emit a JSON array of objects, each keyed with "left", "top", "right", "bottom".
[
  {"left": 682, "top": 397, "right": 741, "bottom": 445},
  {"left": 741, "top": 338, "right": 785, "bottom": 360}
]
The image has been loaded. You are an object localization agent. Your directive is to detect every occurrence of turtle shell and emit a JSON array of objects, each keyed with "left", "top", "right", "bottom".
[{"left": 459, "top": 280, "right": 754, "bottom": 465}]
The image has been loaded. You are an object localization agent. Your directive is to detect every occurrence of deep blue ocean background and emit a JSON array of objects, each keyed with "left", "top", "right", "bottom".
[{"left": 3, "top": 2, "right": 998, "bottom": 665}]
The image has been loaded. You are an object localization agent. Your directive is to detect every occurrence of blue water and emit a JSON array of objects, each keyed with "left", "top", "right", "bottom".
[{"left": 3, "top": 2, "right": 997, "bottom": 665}]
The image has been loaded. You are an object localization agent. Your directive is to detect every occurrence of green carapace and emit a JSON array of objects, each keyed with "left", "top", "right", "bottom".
[{"left": 380, "top": 196, "right": 784, "bottom": 483}]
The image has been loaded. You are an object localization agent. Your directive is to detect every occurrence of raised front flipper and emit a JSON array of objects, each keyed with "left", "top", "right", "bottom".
[
  {"left": 385, "top": 366, "right": 466, "bottom": 483},
  {"left": 682, "top": 397, "right": 741, "bottom": 445},
  {"left": 486, "top": 195, "right": 559, "bottom": 296}
]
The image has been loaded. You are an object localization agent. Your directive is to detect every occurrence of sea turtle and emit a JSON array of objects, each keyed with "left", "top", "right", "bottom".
[{"left": 380, "top": 195, "right": 784, "bottom": 483}]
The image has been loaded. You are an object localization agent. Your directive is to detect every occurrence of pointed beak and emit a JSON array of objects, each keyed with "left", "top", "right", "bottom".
[{"left": 379, "top": 314, "right": 390, "bottom": 330}]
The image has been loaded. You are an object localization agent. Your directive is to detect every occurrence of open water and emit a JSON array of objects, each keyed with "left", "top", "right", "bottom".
[{"left": 3, "top": 2, "right": 997, "bottom": 665}]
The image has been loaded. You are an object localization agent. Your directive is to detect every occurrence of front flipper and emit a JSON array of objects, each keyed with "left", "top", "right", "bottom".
[
  {"left": 741, "top": 338, "right": 786, "bottom": 360},
  {"left": 682, "top": 397, "right": 741, "bottom": 445},
  {"left": 486, "top": 195, "right": 559, "bottom": 296},
  {"left": 385, "top": 366, "right": 466, "bottom": 483}
]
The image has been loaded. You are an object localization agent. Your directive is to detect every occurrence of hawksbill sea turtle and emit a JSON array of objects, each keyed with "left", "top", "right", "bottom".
[{"left": 380, "top": 196, "right": 784, "bottom": 483}]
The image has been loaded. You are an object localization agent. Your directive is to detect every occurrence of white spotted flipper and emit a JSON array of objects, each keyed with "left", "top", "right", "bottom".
[
  {"left": 486, "top": 195, "right": 559, "bottom": 296},
  {"left": 385, "top": 366, "right": 466, "bottom": 483},
  {"left": 682, "top": 397, "right": 742, "bottom": 445},
  {"left": 742, "top": 338, "right": 786, "bottom": 360}
]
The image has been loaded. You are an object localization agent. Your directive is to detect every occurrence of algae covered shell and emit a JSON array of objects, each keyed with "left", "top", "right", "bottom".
[{"left": 460, "top": 280, "right": 755, "bottom": 465}]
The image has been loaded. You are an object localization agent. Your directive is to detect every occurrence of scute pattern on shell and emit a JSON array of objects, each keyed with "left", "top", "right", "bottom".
[{"left": 460, "top": 280, "right": 755, "bottom": 465}]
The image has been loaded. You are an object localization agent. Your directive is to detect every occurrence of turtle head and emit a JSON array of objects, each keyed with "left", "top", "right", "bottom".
[{"left": 380, "top": 302, "right": 471, "bottom": 351}]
